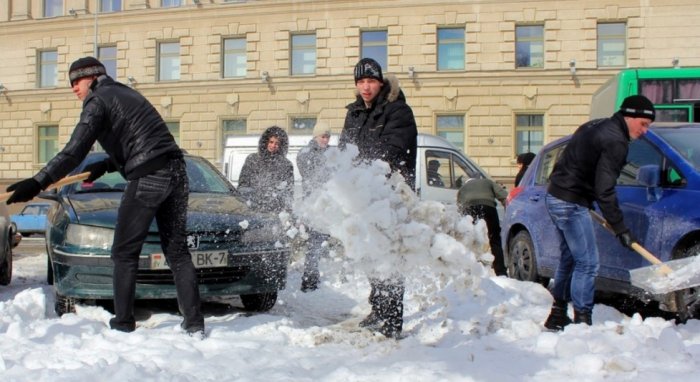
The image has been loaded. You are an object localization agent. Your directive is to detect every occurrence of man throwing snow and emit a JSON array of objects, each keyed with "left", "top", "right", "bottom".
[{"left": 339, "top": 58, "right": 417, "bottom": 339}]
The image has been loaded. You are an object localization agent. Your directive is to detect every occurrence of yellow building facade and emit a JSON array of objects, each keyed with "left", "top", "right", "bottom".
[{"left": 1, "top": 0, "right": 699, "bottom": 190}]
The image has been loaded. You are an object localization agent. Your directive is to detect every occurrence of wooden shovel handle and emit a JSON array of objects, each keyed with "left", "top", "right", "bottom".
[
  {"left": 589, "top": 210, "right": 673, "bottom": 274},
  {"left": 0, "top": 172, "right": 90, "bottom": 202}
]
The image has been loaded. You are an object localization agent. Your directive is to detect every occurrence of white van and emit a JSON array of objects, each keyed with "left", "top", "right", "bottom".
[{"left": 223, "top": 133, "right": 494, "bottom": 205}]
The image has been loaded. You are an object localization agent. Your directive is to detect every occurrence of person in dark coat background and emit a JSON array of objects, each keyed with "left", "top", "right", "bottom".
[
  {"left": 514, "top": 152, "right": 535, "bottom": 186},
  {"left": 339, "top": 57, "right": 417, "bottom": 339},
  {"left": 296, "top": 121, "right": 333, "bottom": 292},
  {"left": 5, "top": 57, "right": 204, "bottom": 335},
  {"left": 238, "top": 126, "right": 294, "bottom": 215},
  {"left": 543, "top": 95, "right": 654, "bottom": 331}
]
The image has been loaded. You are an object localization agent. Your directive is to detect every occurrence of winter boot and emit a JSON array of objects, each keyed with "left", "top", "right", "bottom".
[
  {"left": 300, "top": 273, "right": 319, "bottom": 292},
  {"left": 543, "top": 300, "right": 572, "bottom": 331},
  {"left": 573, "top": 309, "right": 592, "bottom": 325},
  {"left": 359, "top": 310, "right": 383, "bottom": 329}
]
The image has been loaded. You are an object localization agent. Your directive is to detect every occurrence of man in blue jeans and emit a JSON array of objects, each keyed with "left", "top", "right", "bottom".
[
  {"left": 5, "top": 57, "right": 204, "bottom": 335},
  {"left": 544, "top": 95, "right": 655, "bottom": 330}
]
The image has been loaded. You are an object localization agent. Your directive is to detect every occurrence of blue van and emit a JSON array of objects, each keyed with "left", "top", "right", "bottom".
[{"left": 502, "top": 123, "right": 700, "bottom": 320}]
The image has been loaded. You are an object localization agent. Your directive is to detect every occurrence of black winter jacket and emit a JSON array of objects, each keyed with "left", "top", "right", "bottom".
[
  {"left": 297, "top": 138, "right": 330, "bottom": 199},
  {"left": 34, "top": 75, "right": 180, "bottom": 188},
  {"left": 547, "top": 112, "right": 630, "bottom": 234},
  {"left": 340, "top": 75, "right": 417, "bottom": 189},
  {"left": 238, "top": 126, "right": 295, "bottom": 214}
]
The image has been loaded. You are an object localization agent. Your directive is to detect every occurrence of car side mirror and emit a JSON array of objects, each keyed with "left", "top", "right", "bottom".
[
  {"left": 637, "top": 164, "right": 661, "bottom": 201},
  {"left": 38, "top": 191, "right": 59, "bottom": 201}
]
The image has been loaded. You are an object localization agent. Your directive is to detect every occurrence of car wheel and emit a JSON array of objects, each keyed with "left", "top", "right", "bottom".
[
  {"left": 0, "top": 236, "right": 12, "bottom": 286},
  {"left": 507, "top": 230, "right": 548, "bottom": 286},
  {"left": 672, "top": 242, "right": 700, "bottom": 322},
  {"left": 240, "top": 292, "right": 277, "bottom": 312},
  {"left": 55, "top": 292, "right": 77, "bottom": 316}
]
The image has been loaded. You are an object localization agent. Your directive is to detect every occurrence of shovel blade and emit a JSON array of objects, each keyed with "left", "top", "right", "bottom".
[{"left": 630, "top": 255, "right": 700, "bottom": 295}]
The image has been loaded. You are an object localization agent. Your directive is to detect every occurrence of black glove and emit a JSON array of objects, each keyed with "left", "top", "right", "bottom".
[
  {"left": 84, "top": 159, "right": 112, "bottom": 182},
  {"left": 6, "top": 178, "right": 42, "bottom": 205},
  {"left": 617, "top": 230, "right": 637, "bottom": 249}
]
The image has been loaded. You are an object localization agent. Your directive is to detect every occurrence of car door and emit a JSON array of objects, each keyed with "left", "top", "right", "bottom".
[
  {"left": 594, "top": 138, "right": 666, "bottom": 281},
  {"left": 421, "top": 149, "right": 484, "bottom": 205}
]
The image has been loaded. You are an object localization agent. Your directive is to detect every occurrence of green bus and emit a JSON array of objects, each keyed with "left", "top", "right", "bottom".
[{"left": 590, "top": 67, "right": 700, "bottom": 122}]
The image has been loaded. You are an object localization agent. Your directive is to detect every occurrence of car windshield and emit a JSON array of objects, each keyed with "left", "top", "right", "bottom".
[
  {"left": 72, "top": 156, "right": 234, "bottom": 194},
  {"left": 654, "top": 126, "right": 700, "bottom": 170}
]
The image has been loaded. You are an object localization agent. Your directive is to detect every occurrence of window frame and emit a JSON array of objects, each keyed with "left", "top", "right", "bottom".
[
  {"left": 38, "top": 50, "right": 59, "bottom": 88},
  {"left": 43, "top": 0, "right": 63, "bottom": 18},
  {"left": 290, "top": 116, "right": 317, "bottom": 135},
  {"left": 437, "top": 27, "right": 466, "bottom": 71},
  {"left": 436, "top": 114, "right": 466, "bottom": 153},
  {"left": 222, "top": 37, "right": 247, "bottom": 78},
  {"left": 99, "top": 0, "right": 122, "bottom": 13},
  {"left": 597, "top": 22, "right": 627, "bottom": 68},
  {"left": 290, "top": 33, "right": 317, "bottom": 76},
  {"left": 158, "top": 41, "right": 181, "bottom": 82},
  {"left": 98, "top": 45, "right": 118, "bottom": 80},
  {"left": 514, "top": 113, "right": 545, "bottom": 156},
  {"left": 37, "top": 125, "right": 59, "bottom": 164},
  {"left": 515, "top": 24, "right": 544, "bottom": 69},
  {"left": 360, "top": 30, "right": 388, "bottom": 71}
]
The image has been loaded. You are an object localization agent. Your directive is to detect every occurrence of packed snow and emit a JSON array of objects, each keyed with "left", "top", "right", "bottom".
[{"left": 1, "top": 145, "right": 700, "bottom": 381}]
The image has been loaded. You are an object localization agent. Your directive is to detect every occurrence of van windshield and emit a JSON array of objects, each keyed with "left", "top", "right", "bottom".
[{"left": 654, "top": 126, "right": 700, "bottom": 170}]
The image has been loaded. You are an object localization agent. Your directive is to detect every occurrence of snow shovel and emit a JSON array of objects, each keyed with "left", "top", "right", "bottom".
[
  {"left": 589, "top": 210, "right": 700, "bottom": 295},
  {"left": 0, "top": 172, "right": 90, "bottom": 202}
]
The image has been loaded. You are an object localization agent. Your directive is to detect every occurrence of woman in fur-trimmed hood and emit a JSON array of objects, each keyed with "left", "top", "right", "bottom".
[
  {"left": 238, "top": 125, "right": 294, "bottom": 214},
  {"left": 340, "top": 60, "right": 417, "bottom": 190}
]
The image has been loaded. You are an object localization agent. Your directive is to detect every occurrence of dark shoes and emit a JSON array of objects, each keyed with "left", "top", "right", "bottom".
[
  {"left": 574, "top": 310, "right": 592, "bottom": 325},
  {"left": 300, "top": 275, "right": 319, "bottom": 292},
  {"left": 109, "top": 318, "right": 136, "bottom": 333},
  {"left": 543, "top": 301, "right": 572, "bottom": 331},
  {"left": 359, "top": 311, "right": 382, "bottom": 329},
  {"left": 181, "top": 321, "right": 206, "bottom": 338}
]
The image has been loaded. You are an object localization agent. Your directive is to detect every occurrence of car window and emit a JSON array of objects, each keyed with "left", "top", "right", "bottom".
[
  {"left": 618, "top": 138, "right": 663, "bottom": 186},
  {"left": 22, "top": 205, "right": 46, "bottom": 215},
  {"left": 186, "top": 157, "right": 234, "bottom": 193},
  {"left": 453, "top": 154, "right": 483, "bottom": 188},
  {"left": 535, "top": 143, "right": 566, "bottom": 185}
]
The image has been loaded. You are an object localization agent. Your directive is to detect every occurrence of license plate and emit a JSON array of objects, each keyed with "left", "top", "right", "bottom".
[{"left": 150, "top": 251, "right": 228, "bottom": 270}]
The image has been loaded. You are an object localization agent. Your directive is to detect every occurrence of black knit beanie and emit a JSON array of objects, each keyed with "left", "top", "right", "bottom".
[
  {"left": 354, "top": 58, "right": 383, "bottom": 83},
  {"left": 68, "top": 57, "right": 106, "bottom": 86},
  {"left": 619, "top": 95, "right": 656, "bottom": 121}
]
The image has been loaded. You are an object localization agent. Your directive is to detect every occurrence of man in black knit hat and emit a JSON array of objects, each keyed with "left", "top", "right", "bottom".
[
  {"left": 5, "top": 57, "right": 204, "bottom": 336},
  {"left": 542, "top": 95, "right": 655, "bottom": 331},
  {"left": 340, "top": 57, "right": 417, "bottom": 339}
]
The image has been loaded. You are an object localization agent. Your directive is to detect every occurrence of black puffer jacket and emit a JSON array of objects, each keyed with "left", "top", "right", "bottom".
[
  {"left": 238, "top": 126, "right": 294, "bottom": 214},
  {"left": 340, "top": 74, "right": 417, "bottom": 189},
  {"left": 297, "top": 138, "right": 331, "bottom": 199},
  {"left": 34, "top": 75, "right": 179, "bottom": 187},
  {"left": 547, "top": 112, "right": 630, "bottom": 234}
]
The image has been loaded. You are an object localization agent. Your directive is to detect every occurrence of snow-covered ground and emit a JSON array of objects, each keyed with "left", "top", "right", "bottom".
[{"left": 1, "top": 145, "right": 699, "bottom": 381}]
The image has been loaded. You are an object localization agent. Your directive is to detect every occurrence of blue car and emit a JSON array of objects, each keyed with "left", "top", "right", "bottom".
[
  {"left": 11, "top": 202, "right": 50, "bottom": 236},
  {"left": 502, "top": 122, "right": 700, "bottom": 320},
  {"left": 41, "top": 152, "right": 290, "bottom": 315}
]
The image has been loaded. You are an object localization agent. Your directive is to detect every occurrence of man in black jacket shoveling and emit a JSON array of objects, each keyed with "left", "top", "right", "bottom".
[
  {"left": 5, "top": 57, "right": 204, "bottom": 336},
  {"left": 543, "top": 95, "right": 654, "bottom": 330}
]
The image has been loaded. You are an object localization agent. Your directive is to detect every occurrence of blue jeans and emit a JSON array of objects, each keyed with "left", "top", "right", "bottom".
[
  {"left": 545, "top": 194, "right": 599, "bottom": 313},
  {"left": 111, "top": 157, "right": 203, "bottom": 331}
]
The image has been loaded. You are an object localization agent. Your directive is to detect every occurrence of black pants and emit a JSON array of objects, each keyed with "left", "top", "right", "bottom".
[
  {"left": 302, "top": 230, "right": 329, "bottom": 285},
  {"left": 110, "top": 157, "right": 203, "bottom": 331},
  {"left": 464, "top": 204, "right": 506, "bottom": 276},
  {"left": 369, "top": 277, "right": 405, "bottom": 331}
]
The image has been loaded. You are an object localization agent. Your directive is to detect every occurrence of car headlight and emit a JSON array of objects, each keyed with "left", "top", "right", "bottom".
[{"left": 65, "top": 224, "right": 114, "bottom": 250}]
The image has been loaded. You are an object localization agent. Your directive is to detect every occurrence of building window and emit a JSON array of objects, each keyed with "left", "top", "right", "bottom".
[
  {"left": 158, "top": 42, "right": 180, "bottom": 81},
  {"left": 44, "top": 0, "right": 63, "bottom": 17},
  {"left": 436, "top": 115, "right": 465, "bottom": 152},
  {"left": 515, "top": 114, "right": 544, "bottom": 155},
  {"left": 166, "top": 122, "right": 180, "bottom": 144},
  {"left": 99, "top": 0, "right": 121, "bottom": 12},
  {"left": 98, "top": 46, "right": 117, "bottom": 80},
  {"left": 38, "top": 126, "right": 59, "bottom": 164},
  {"left": 291, "top": 117, "right": 316, "bottom": 135},
  {"left": 597, "top": 22, "right": 626, "bottom": 67},
  {"left": 437, "top": 27, "right": 465, "bottom": 71},
  {"left": 161, "top": 0, "right": 182, "bottom": 7},
  {"left": 291, "top": 33, "right": 316, "bottom": 76},
  {"left": 515, "top": 25, "right": 544, "bottom": 68},
  {"left": 222, "top": 37, "right": 247, "bottom": 78},
  {"left": 38, "top": 50, "right": 58, "bottom": 88},
  {"left": 361, "top": 30, "right": 388, "bottom": 71},
  {"left": 222, "top": 119, "right": 246, "bottom": 151}
]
